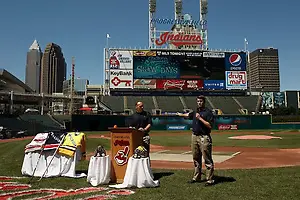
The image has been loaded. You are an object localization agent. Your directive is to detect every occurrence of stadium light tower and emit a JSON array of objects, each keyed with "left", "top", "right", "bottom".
[
  {"left": 149, "top": 0, "right": 156, "bottom": 49},
  {"left": 200, "top": 0, "right": 208, "bottom": 49},
  {"left": 175, "top": 0, "right": 183, "bottom": 21}
]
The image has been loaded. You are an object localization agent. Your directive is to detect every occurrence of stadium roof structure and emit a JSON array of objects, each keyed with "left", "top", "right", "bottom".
[{"left": 0, "top": 68, "right": 33, "bottom": 93}]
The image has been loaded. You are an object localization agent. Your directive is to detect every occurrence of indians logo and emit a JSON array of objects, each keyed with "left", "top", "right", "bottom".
[
  {"left": 229, "top": 54, "right": 242, "bottom": 66},
  {"left": 0, "top": 176, "right": 135, "bottom": 199},
  {"left": 114, "top": 146, "right": 130, "bottom": 166},
  {"left": 109, "top": 51, "right": 120, "bottom": 69}
]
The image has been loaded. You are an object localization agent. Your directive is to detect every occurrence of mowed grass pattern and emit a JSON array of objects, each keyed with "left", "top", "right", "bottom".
[
  {"left": 85, "top": 130, "right": 300, "bottom": 148},
  {"left": 149, "top": 132, "right": 300, "bottom": 148}
]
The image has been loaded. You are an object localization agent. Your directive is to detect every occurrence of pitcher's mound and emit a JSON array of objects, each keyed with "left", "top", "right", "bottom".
[{"left": 229, "top": 135, "right": 282, "bottom": 140}]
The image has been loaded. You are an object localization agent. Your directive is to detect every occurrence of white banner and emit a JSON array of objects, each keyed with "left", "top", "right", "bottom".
[
  {"left": 109, "top": 50, "right": 133, "bottom": 69},
  {"left": 110, "top": 70, "right": 133, "bottom": 89},
  {"left": 203, "top": 52, "right": 225, "bottom": 58},
  {"left": 225, "top": 71, "right": 247, "bottom": 90}
]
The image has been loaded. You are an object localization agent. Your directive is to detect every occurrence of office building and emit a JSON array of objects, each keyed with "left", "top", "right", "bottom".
[
  {"left": 25, "top": 40, "right": 43, "bottom": 93},
  {"left": 63, "top": 78, "right": 89, "bottom": 96},
  {"left": 40, "top": 43, "right": 67, "bottom": 94},
  {"left": 248, "top": 48, "right": 280, "bottom": 92}
]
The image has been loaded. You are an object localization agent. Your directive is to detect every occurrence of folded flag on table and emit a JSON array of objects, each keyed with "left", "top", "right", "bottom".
[{"left": 24, "top": 131, "right": 67, "bottom": 153}]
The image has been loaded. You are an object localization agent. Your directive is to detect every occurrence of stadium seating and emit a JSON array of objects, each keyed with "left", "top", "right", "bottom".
[
  {"left": 207, "top": 96, "right": 241, "bottom": 114},
  {"left": 52, "top": 115, "right": 71, "bottom": 125},
  {"left": 0, "top": 115, "right": 59, "bottom": 136},
  {"left": 235, "top": 96, "right": 260, "bottom": 113},
  {"left": 19, "top": 114, "right": 62, "bottom": 129},
  {"left": 155, "top": 96, "right": 184, "bottom": 113},
  {"left": 126, "top": 96, "right": 156, "bottom": 111},
  {"left": 182, "top": 96, "right": 213, "bottom": 110},
  {"left": 95, "top": 95, "right": 260, "bottom": 115},
  {"left": 102, "top": 96, "right": 124, "bottom": 113}
]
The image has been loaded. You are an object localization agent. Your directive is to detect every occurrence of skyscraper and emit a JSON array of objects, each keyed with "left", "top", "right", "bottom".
[
  {"left": 40, "top": 43, "right": 67, "bottom": 94},
  {"left": 248, "top": 48, "right": 280, "bottom": 92},
  {"left": 25, "top": 39, "right": 43, "bottom": 93}
]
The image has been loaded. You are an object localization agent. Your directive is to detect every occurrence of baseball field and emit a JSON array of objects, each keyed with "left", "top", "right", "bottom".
[{"left": 1, "top": 130, "right": 300, "bottom": 199}]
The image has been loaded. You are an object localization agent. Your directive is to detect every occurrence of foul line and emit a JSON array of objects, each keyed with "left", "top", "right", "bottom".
[
  {"left": 181, "top": 151, "right": 192, "bottom": 154},
  {"left": 153, "top": 150, "right": 170, "bottom": 154},
  {"left": 232, "top": 151, "right": 241, "bottom": 157}
]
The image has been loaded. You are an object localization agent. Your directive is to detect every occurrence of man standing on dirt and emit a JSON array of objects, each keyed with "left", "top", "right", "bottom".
[
  {"left": 128, "top": 101, "right": 152, "bottom": 156},
  {"left": 176, "top": 95, "right": 215, "bottom": 186}
]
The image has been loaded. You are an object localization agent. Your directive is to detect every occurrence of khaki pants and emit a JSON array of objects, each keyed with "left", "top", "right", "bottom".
[{"left": 191, "top": 134, "right": 214, "bottom": 181}]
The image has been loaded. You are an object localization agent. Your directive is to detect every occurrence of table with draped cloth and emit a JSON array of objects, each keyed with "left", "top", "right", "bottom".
[{"left": 109, "top": 157, "right": 160, "bottom": 188}]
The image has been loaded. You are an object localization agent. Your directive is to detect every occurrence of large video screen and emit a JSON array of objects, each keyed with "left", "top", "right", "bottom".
[{"left": 133, "top": 50, "right": 225, "bottom": 80}]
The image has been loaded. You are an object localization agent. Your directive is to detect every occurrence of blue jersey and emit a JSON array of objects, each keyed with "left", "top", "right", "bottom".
[{"left": 188, "top": 108, "right": 214, "bottom": 135}]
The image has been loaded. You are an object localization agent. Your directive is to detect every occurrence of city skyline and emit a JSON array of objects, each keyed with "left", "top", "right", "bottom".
[{"left": 0, "top": 0, "right": 299, "bottom": 91}]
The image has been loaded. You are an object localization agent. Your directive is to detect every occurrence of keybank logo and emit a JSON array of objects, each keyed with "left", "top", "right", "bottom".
[
  {"left": 110, "top": 70, "right": 132, "bottom": 76},
  {"left": 151, "top": 18, "right": 207, "bottom": 26}
]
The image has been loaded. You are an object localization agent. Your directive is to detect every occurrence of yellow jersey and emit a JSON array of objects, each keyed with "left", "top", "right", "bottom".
[{"left": 58, "top": 132, "right": 86, "bottom": 160}]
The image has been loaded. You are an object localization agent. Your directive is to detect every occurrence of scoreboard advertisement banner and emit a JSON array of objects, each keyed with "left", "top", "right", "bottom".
[
  {"left": 109, "top": 70, "right": 133, "bottom": 89},
  {"left": 225, "top": 71, "right": 247, "bottom": 90},
  {"left": 225, "top": 52, "right": 247, "bottom": 71},
  {"left": 107, "top": 49, "right": 248, "bottom": 93},
  {"left": 133, "top": 79, "right": 156, "bottom": 89},
  {"left": 156, "top": 79, "right": 204, "bottom": 90},
  {"left": 203, "top": 80, "right": 225, "bottom": 90},
  {"left": 109, "top": 50, "right": 133, "bottom": 70}
]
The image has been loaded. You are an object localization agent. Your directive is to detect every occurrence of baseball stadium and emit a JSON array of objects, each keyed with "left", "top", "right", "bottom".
[{"left": 1, "top": 0, "right": 300, "bottom": 200}]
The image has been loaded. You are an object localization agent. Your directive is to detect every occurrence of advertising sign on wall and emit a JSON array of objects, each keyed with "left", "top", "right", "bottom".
[
  {"left": 109, "top": 50, "right": 133, "bottom": 70},
  {"left": 133, "top": 79, "right": 156, "bottom": 89},
  {"left": 109, "top": 70, "right": 133, "bottom": 89},
  {"left": 156, "top": 79, "right": 204, "bottom": 90},
  {"left": 166, "top": 125, "right": 188, "bottom": 130},
  {"left": 203, "top": 80, "right": 225, "bottom": 90},
  {"left": 225, "top": 52, "right": 247, "bottom": 71},
  {"left": 218, "top": 124, "right": 238, "bottom": 130},
  {"left": 273, "top": 92, "right": 285, "bottom": 107},
  {"left": 261, "top": 92, "right": 273, "bottom": 109},
  {"left": 225, "top": 71, "right": 247, "bottom": 90}
]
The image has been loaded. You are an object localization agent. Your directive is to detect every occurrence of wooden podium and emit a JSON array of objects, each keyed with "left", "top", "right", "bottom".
[{"left": 109, "top": 127, "right": 144, "bottom": 183}]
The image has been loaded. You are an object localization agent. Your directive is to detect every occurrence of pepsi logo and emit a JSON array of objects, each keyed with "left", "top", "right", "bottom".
[{"left": 229, "top": 54, "right": 242, "bottom": 66}]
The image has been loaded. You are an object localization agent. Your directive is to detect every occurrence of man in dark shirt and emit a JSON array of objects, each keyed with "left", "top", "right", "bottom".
[
  {"left": 128, "top": 101, "right": 152, "bottom": 156},
  {"left": 177, "top": 95, "right": 215, "bottom": 186}
]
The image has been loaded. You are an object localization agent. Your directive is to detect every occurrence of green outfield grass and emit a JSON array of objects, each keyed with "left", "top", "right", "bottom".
[
  {"left": 149, "top": 133, "right": 300, "bottom": 148},
  {"left": 1, "top": 131, "right": 300, "bottom": 200},
  {"left": 0, "top": 140, "right": 300, "bottom": 199},
  {"left": 84, "top": 130, "right": 300, "bottom": 148}
]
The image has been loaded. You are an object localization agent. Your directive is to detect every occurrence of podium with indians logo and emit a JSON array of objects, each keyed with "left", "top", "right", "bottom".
[{"left": 108, "top": 127, "right": 144, "bottom": 183}]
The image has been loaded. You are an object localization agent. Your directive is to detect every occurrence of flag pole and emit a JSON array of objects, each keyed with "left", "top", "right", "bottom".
[
  {"left": 106, "top": 34, "right": 110, "bottom": 49},
  {"left": 105, "top": 33, "right": 110, "bottom": 96},
  {"left": 244, "top": 38, "right": 247, "bottom": 52}
]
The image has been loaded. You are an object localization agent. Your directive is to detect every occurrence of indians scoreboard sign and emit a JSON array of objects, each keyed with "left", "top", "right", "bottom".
[
  {"left": 225, "top": 71, "right": 247, "bottom": 90},
  {"left": 110, "top": 70, "right": 133, "bottom": 89}
]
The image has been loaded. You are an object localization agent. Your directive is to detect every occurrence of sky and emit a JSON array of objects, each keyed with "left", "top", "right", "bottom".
[{"left": 0, "top": 0, "right": 299, "bottom": 91}]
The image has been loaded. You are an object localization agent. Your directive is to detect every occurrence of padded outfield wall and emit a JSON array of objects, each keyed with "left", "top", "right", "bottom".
[{"left": 71, "top": 114, "right": 300, "bottom": 131}]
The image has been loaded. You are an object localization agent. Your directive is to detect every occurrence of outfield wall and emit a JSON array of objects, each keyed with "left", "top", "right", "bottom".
[{"left": 71, "top": 114, "right": 300, "bottom": 131}]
